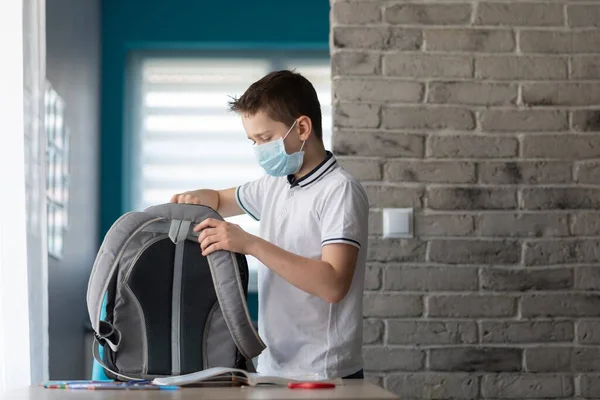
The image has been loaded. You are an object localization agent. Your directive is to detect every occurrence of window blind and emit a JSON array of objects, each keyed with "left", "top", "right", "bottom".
[{"left": 132, "top": 55, "right": 331, "bottom": 291}]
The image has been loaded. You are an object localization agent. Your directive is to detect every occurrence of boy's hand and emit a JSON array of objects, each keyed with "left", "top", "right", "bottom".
[
  {"left": 170, "top": 189, "right": 214, "bottom": 206},
  {"left": 194, "top": 218, "right": 256, "bottom": 256}
]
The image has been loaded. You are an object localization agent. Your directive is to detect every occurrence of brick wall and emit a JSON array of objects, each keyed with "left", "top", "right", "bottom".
[{"left": 331, "top": 1, "right": 600, "bottom": 398}]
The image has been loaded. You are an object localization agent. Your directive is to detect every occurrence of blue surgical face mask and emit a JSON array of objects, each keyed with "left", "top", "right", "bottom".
[{"left": 253, "top": 120, "right": 305, "bottom": 177}]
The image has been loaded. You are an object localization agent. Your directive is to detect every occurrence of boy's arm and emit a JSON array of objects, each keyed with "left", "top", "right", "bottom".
[
  {"left": 194, "top": 219, "right": 359, "bottom": 304},
  {"left": 170, "top": 187, "right": 243, "bottom": 218},
  {"left": 250, "top": 238, "right": 359, "bottom": 304}
]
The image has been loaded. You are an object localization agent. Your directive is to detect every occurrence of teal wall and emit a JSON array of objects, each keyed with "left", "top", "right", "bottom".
[{"left": 100, "top": 0, "right": 330, "bottom": 239}]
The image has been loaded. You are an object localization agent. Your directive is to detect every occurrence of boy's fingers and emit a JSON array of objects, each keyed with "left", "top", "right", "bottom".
[
  {"left": 202, "top": 243, "right": 220, "bottom": 256},
  {"left": 200, "top": 233, "right": 221, "bottom": 251},
  {"left": 197, "top": 228, "right": 217, "bottom": 244},
  {"left": 194, "top": 218, "right": 220, "bottom": 231}
]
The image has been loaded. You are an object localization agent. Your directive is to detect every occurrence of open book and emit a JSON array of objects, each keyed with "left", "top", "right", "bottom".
[{"left": 152, "top": 367, "right": 343, "bottom": 387}]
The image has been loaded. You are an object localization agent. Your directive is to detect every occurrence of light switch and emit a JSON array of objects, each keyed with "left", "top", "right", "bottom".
[{"left": 382, "top": 208, "right": 413, "bottom": 238}]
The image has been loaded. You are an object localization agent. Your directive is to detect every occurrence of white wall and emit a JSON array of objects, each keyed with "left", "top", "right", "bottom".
[
  {"left": 0, "top": 0, "right": 33, "bottom": 393},
  {"left": 23, "top": 0, "right": 49, "bottom": 385}
]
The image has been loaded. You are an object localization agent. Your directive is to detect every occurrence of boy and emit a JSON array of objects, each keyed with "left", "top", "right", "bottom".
[{"left": 170, "top": 70, "right": 369, "bottom": 380}]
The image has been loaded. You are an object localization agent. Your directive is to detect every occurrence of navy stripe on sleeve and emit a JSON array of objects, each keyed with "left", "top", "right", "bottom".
[
  {"left": 235, "top": 186, "right": 259, "bottom": 221},
  {"left": 322, "top": 237, "right": 361, "bottom": 247}
]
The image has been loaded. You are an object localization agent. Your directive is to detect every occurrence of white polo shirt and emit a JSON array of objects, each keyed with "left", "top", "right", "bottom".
[{"left": 235, "top": 152, "right": 369, "bottom": 379}]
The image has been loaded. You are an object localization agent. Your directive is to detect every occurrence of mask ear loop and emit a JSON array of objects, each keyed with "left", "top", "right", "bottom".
[
  {"left": 283, "top": 119, "right": 306, "bottom": 151},
  {"left": 283, "top": 119, "right": 298, "bottom": 140}
]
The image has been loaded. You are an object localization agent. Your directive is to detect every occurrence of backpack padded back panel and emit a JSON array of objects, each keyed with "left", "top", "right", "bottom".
[{"left": 86, "top": 203, "right": 264, "bottom": 380}]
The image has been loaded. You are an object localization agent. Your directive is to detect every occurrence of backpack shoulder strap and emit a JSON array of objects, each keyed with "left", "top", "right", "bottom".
[
  {"left": 86, "top": 211, "right": 162, "bottom": 343},
  {"left": 207, "top": 249, "right": 266, "bottom": 360},
  {"left": 144, "top": 203, "right": 266, "bottom": 360}
]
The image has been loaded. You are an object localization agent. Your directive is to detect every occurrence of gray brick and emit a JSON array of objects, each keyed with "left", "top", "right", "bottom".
[
  {"left": 430, "top": 347, "right": 522, "bottom": 372},
  {"left": 568, "top": 4, "right": 600, "bottom": 28},
  {"left": 334, "top": 103, "right": 379, "bottom": 129},
  {"left": 384, "top": 54, "right": 473, "bottom": 78},
  {"left": 333, "top": 27, "right": 422, "bottom": 51},
  {"left": 522, "top": 294, "right": 600, "bottom": 317},
  {"left": 572, "top": 212, "right": 600, "bottom": 236},
  {"left": 523, "top": 83, "right": 600, "bottom": 107},
  {"left": 479, "top": 161, "right": 572, "bottom": 185},
  {"left": 332, "top": 1, "right": 381, "bottom": 24},
  {"left": 580, "top": 374, "right": 600, "bottom": 398},
  {"left": 333, "top": 131, "right": 424, "bottom": 158},
  {"left": 333, "top": 27, "right": 387, "bottom": 50},
  {"left": 363, "top": 319, "right": 383, "bottom": 345},
  {"left": 575, "top": 161, "right": 600, "bottom": 184},
  {"left": 477, "top": 2, "right": 564, "bottom": 26},
  {"left": 364, "top": 184, "right": 422, "bottom": 208},
  {"left": 387, "top": 321, "right": 477, "bottom": 345},
  {"left": 481, "top": 374, "right": 574, "bottom": 398},
  {"left": 481, "top": 267, "right": 573, "bottom": 291},
  {"left": 334, "top": 78, "right": 423, "bottom": 103},
  {"left": 481, "top": 320, "right": 574, "bottom": 344},
  {"left": 480, "top": 110, "right": 568, "bottom": 132},
  {"left": 429, "top": 295, "right": 516, "bottom": 318},
  {"left": 364, "top": 347, "right": 425, "bottom": 372},
  {"left": 523, "top": 134, "right": 600, "bottom": 159},
  {"left": 522, "top": 188, "right": 600, "bottom": 210},
  {"left": 426, "top": 29, "right": 515, "bottom": 52},
  {"left": 368, "top": 238, "right": 427, "bottom": 262},
  {"left": 382, "top": 107, "right": 475, "bottom": 130},
  {"left": 364, "top": 293, "right": 423, "bottom": 318},
  {"left": 384, "top": 3, "right": 471, "bottom": 25},
  {"left": 332, "top": 51, "right": 380, "bottom": 76},
  {"left": 428, "top": 135, "right": 518, "bottom": 159},
  {"left": 386, "top": 373, "right": 478, "bottom": 399},
  {"left": 428, "top": 81, "right": 517, "bottom": 106},
  {"left": 575, "top": 349, "right": 600, "bottom": 372},
  {"left": 430, "top": 239, "right": 521, "bottom": 265},
  {"left": 416, "top": 214, "right": 475, "bottom": 236},
  {"left": 526, "top": 347, "right": 600, "bottom": 372},
  {"left": 525, "top": 239, "right": 600, "bottom": 265},
  {"left": 575, "top": 267, "right": 600, "bottom": 291},
  {"left": 521, "top": 30, "right": 600, "bottom": 54},
  {"left": 337, "top": 157, "right": 381, "bottom": 181},
  {"left": 427, "top": 187, "right": 517, "bottom": 210},
  {"left": 475, "top": 56, "right": 568, "bottom": 80},
  {"left": 572, "top": 110, "right": 600, "bottom": 132},
  {"left": 579, "top": 321, "right": 600, "bottom": 344},
  {"left": 572, "top": 56, "right": 600, "bottom": 79},
  {"left": 477, "top": 213, "right": 569, "bottom": 237},
  {"left": 385, "top": 266, "right": 478, "bottom": 291},
  {"left": 365, "top": 264, "right": 382, "bottom": 290},
  {"left": 384, "top": 160, "right": 475, "bottom": 184},
  {"left": 385, "top": 28, "right": 423, "bottom": 51},
  {"left": 369, "top": 210, "right": 382, "bottom": 235}
]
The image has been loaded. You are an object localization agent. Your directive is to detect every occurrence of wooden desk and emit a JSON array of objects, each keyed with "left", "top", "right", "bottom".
[{"left": 2, "top": 381, "right": 397, "bottom": 400}]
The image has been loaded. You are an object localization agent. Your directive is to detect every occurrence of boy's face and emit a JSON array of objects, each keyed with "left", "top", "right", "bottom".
[{"left": 241, "top": 110, "right": 303, "bottom": 155}]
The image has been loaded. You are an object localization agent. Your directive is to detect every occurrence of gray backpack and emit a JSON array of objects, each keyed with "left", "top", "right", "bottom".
[{"left": 86, "top": 203, "right": 265, "bottom": 381}]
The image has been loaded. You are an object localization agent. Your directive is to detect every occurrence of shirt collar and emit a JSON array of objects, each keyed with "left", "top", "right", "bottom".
[{"left": 287, "top": 151, "right": 337, "bottom": 188}]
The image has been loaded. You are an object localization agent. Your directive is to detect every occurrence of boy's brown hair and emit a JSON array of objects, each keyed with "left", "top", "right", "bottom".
[{"left": 228, "top": 70, "right": 323, "bottom": 140}]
